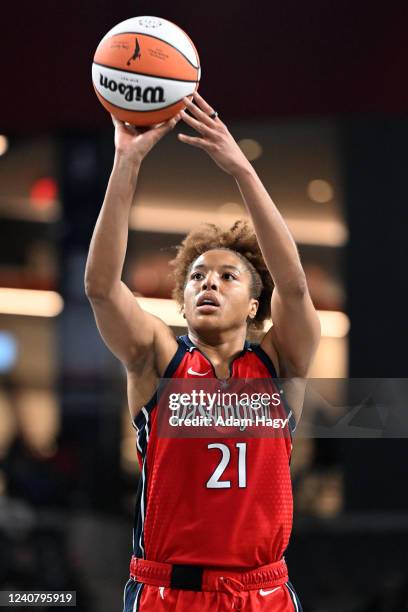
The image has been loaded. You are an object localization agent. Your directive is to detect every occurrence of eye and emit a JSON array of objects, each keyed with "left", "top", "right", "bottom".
[
  {"left": 222, "top": 272, "right": 236, "bottom": 280},
  {"left": 191, "top": 272, "right": 204, "bottom": 280}
]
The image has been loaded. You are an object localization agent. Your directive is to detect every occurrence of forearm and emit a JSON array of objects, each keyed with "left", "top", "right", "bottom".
[
  {"left": 84, "top": 154, "right": 140, "bottom": 297},
  {"left": 234, "top": 164, "right": 305, "bottom": 293}
]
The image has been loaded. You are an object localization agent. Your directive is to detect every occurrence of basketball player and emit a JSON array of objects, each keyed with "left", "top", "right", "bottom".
[{"left": 85, "top": 91, "right": 321, "bottom": 611}]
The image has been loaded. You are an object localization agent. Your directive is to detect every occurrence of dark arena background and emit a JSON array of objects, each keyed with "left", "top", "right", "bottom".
[{"left": 1, "top": 2, "right": 408, "bottom": 610}]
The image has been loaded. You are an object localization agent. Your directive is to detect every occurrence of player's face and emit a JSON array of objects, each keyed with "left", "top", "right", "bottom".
[{"left": 183, "top": 249, "right": 258, "bottom": 332}]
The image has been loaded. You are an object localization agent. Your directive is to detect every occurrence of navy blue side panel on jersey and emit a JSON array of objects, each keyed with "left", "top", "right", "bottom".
[
  {"left": 133, "top": 414, "right": 149, "bottom": 558},
  {"left": 132, "top": 337, "right": 188, "bottom": 558},
  {"left": 251, "top": 344, "right": 297, "bottom": 439},
  {"left": 132, "top": 472, "right": 144, "bottom": 557}
]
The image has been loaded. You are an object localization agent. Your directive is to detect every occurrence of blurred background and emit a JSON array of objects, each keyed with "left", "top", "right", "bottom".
[{"left": 1, "top": 1, "right": 408, "bottom": 610}]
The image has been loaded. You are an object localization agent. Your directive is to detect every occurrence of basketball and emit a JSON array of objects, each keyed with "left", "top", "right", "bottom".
[{"left": 92, "top": 16, "right": 201, "bottom": 126}]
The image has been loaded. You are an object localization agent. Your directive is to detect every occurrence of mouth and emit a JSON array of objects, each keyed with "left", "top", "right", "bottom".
[
  {"left": 196, "top": 303, "right": 219, "bottom": 313},
  {"left": 196, "top": 293, "right": 220, "bottom": 313}
]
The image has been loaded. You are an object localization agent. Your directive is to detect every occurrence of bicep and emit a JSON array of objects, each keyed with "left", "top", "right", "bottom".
[
  {"left": 263, "top": 286, "right": 321, "bottom": 377},
  {"left": 87, "top": 280, "right": 168, "bottom": 369}
]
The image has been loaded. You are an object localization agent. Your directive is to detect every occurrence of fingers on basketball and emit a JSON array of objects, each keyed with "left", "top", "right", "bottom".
[{"left": 192, "top": 91, "right": 213, "bottom": 114}]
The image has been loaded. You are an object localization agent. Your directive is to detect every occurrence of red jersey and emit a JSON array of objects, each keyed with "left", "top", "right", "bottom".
[{"left": 131, "top": 334, "right": 297, "bottom": 569}]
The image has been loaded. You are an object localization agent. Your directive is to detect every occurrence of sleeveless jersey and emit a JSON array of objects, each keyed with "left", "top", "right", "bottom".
[{"left": 131, "top": 335, "right": 297, "bottom": 569}]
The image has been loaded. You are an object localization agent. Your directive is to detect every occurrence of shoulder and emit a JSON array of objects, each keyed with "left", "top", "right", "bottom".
[
  {"left": 259, "top": 324, "right": 306, "bottom": 378},
  {"left": 151, "top": 315, "right": 180, "bottom": 376},
  {"left": 258, "top": 326, "right": 282, "bottom": 377},
  {"left": 259, "top": 326, "right": 307, "bottom": 427},
  {"left": 126, "top": 327, "right": 184, "bottom": 421},
  {"left": 125, "top": 314, "right": 179, "bottom": 377}
]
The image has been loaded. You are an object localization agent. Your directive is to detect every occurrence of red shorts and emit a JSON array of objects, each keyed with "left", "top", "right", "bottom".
[{"left": 123, "top": 556, "right": 303, "bottom": 611}]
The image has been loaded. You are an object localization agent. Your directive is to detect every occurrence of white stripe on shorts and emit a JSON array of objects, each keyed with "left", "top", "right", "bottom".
[
  {"left": 132, "top": 582, "right": 143, "bottom": 612},
  {"left": 285, "top": 582, "right": 299, "bottom": 612}
]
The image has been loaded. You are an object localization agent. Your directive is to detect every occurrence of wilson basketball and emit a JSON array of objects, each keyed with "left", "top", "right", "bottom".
[{"left": 92, "top": 16, "right": 201, "bottom": 126}]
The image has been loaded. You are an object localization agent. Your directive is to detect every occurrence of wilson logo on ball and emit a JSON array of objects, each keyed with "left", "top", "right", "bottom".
[{"left": 99, "top": 74, "right": 165, "bottom": 104}]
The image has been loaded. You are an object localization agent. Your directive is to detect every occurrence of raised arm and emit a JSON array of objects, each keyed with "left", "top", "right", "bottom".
[
  {"left": 84, "top": 114, "right": 180, "bottom": 372},
  {"left": 178, "top": 92, "right": 321, "bottom": 378}
]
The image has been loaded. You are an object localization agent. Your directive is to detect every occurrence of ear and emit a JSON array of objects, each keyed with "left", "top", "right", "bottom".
[{"left": 248, "top": 299, "right": 259, "bottom": 320}]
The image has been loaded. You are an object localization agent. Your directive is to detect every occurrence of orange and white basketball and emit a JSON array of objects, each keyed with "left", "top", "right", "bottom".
[{"left": 92, "top": 16, "right": 201, "bottom": 126}]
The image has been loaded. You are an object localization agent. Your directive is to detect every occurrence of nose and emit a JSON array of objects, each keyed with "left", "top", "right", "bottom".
[{"left": 201, "top": 271, "right": 218, "bottom": 291}]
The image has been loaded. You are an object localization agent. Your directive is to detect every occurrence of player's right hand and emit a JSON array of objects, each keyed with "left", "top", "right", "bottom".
[{"left": 111, "top": 113, "right": 181, "bottom": 165}]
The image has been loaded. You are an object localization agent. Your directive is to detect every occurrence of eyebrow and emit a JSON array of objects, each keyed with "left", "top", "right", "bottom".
[{"left": 192, "top": 264, "right": 241, "bottom": 273}]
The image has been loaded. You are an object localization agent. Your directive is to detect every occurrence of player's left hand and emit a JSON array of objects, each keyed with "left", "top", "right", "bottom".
[{"left": 178, "top": 92, "right": 251, "bottom": 176}]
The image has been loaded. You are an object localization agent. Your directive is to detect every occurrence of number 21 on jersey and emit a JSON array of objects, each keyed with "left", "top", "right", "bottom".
[{"left": 206, "top": 442, "right": 247, "bottom": 489}]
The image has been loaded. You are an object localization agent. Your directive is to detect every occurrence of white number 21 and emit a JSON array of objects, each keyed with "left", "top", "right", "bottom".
[{"left": 206, "top": 442, "right": 247, "bottom": 489}]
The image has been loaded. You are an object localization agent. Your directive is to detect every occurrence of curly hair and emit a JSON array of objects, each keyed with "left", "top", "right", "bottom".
[{"left": 169, "top": 220, "right": 273, "bottom": 329}]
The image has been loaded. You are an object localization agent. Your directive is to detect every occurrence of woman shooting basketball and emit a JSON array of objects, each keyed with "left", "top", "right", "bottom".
[{"left": 85, "top": 91, "right": 320, "bottom": 611}]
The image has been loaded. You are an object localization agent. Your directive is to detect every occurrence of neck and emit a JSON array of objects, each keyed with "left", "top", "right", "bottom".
[{"left": 187, "top": 326, "right": 248, "bottom": 364}]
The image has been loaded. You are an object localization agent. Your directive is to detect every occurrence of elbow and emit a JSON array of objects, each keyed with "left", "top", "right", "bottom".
[
  {"left": 291, "top": 275, "right": 308, "bottom": 296},
  {"left": 297, "top": 276, "right": 308, "bottom": 297},
  {"left": 84, "top": 276, "right": 111, "bottom": 301},
  {"left": 84, "top": 281, "right": 100, "bottom": 301},
  {"left": 84, "top": 258, "right": 117, "bottom": 299},
  {"left": 276, "top": 274, "right": 308, "bottom": 298}
]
